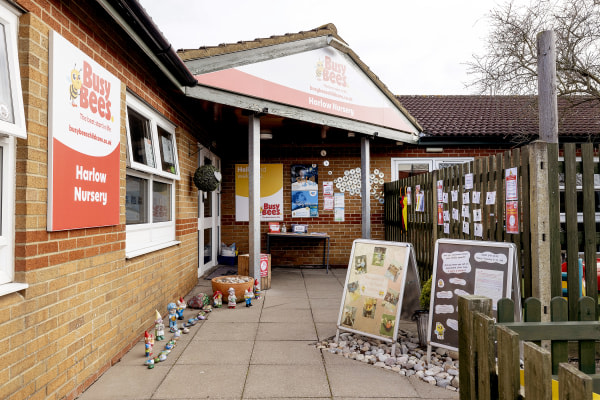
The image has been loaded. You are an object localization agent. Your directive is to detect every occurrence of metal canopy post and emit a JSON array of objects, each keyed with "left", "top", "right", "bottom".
[
  {"left": 248, "top": 113, "right": 261, "bottom": 280},
  {"left": 361, "top": 135, "right": 371, "bottom": 238}
]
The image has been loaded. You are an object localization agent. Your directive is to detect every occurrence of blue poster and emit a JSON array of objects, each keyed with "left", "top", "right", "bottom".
[{"left": 291, "top": 164, "right": 318, "bottom": 217}]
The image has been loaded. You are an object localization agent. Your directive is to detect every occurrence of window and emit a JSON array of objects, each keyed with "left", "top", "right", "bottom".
[
  {"left": 0, "top": 1, "right": 26, "bottom": 139},
  {"left": 391, "top": 157, "right": 473, "bottom": 181},
  {"left": 125, "top": 93, "right": 180, "bottom": 257}
]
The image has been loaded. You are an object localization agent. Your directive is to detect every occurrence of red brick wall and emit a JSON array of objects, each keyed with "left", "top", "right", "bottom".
[
  {"left": 1, "top": 2, "right": 201, "bottom": 399},
  {"left": 220, "top": 142, "right": 505, "bottom": 268}
]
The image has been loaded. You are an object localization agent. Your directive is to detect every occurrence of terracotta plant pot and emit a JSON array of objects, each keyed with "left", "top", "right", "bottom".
[{"left": 211, "top": 275, "right": 253, "bottom": 303}]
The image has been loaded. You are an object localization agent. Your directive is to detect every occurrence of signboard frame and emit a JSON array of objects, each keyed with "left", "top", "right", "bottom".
[
  {"left": 335, "top": 239, "right": 421, "bottom": 352},
  {"left": 427, "top": 239, "right": 522, "bottom": 356}
]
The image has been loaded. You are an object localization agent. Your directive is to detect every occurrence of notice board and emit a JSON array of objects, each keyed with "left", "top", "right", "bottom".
[
  {"left": 337, "top": 239, "right": 420, "bottom": 344},
  {"left": 428, "top": 239, "right": 521, "bottom": 352}
]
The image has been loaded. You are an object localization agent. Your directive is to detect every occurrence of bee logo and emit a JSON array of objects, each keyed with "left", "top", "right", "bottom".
[
  {"left": 315, "top": 59, "right": 324, "bottom": 79},
  {"left": 69, "top": 64, "right": 82, "bottom": 107}
]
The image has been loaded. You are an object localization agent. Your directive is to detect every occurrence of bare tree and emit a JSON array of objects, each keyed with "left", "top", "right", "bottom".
[{"left": 467, "top": 0, "right": 600, "bottom": 102}]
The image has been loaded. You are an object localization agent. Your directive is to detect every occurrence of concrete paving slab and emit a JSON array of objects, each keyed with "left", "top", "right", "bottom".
[
  {"left": 326, "top": 362, "right": 420, "bottom": 398},
  {"left": 256, "top": 322, "right": 317, "bottom": 341},
  {"left": 178, "top": 339, "right": 254, "bottom": 365},
  {"left": 259, "top": 308, "right": 314, "bottom": 323},
  {"left": 204, "top": 305, "right": 263, "bottom": 323},
  {"left": 312, "top": 306, "right": 342, "bottom": 323},
  {"left": 77, "top": 365, "right": 168, "bottom": 400},
  {"left": 250, "top": 340, "right": 322, "bottom": 365},
  {"left": 244, "top": 364, "right": 331, "bottom": 398},
  {"left": 408, "top": 376, "right": 459, "bottom": 399},
  {"left": 263, "top": 288, "right": 308, "bottom": 298},
  {"left": 152, "top": 364, "right": 248, "bottom": 399},
  {"left": 315, "top": 322, "right": 339, "bottom": 341},
  {"left": 306, "top": 289, "right": 343, "bottom": 299},
  {"left": 262, "top": 295, "right": 310, "bottom": 310},
  {"left": 193, "top": 322, "right": 259, "bottom": 341}
]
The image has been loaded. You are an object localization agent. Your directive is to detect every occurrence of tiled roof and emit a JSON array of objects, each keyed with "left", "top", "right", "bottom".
[{"left": 396, "top": 95, "right": 600, "bottom": 141}]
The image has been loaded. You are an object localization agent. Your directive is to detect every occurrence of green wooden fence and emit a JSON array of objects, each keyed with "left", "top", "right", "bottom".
[{"left": 384, "top": 142, "right": 599, "bottom": 316}]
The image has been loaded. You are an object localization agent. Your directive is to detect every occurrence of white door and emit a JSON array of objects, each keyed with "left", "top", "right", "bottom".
[{"left": 198, "top": 149, "right": 221, "bottom": 277}]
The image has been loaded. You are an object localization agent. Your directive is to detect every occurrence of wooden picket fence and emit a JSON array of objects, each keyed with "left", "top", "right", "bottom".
[
  {"left": 459, "top": 295, "right": 600, "bottom": 400},
  {"left": 384, "top": 142, "right": 599, "bottom": 314}
]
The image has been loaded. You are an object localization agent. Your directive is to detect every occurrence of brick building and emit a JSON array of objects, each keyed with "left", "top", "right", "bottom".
[{"left": 3, "top": 1, "right": 598, "bottom": 399}]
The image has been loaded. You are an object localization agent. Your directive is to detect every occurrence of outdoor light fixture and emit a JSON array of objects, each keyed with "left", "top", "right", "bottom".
[
  {"left": 426, "top": 147, "right": 444, "bottom": 153},
  {"left": 347, "top": 132, "right": 355, "bottom": 137},
  {"left": 260, "top": 130, "right": 272, "bottom": 140}
]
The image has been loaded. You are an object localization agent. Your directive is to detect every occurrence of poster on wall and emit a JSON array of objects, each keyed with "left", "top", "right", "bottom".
[
  {"left": 47, "top": 31, "right": 121, "bottom": 231},
  {"left": 291, "top": 164, "right": 319, "bottom": 217},
  {"left": 336, "top": 240, "right": 421, "bottom": 347},
  {"left": 334, "top": 192, "right": 345, "bottom": 221},
  {"left": 235, "top": 164, "right": 284, "bottom": 221},
  {"left": 427, "top": 239, "right": 521, "bottom": 353}
]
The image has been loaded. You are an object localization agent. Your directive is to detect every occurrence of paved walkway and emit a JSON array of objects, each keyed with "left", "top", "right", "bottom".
[{"left": 78, "top": 268, "right": 459, "bottom": 399}]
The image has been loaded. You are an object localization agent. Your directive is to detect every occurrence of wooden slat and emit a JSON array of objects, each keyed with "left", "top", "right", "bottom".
[
  {"left": 474, "top": 311, "right": 497, "bottom": 400},
  {"left": 550, "top": 296, "right": 568, "bottom": 375},
  {"left": 520, "top": 146, "right": 531, "bottom": 299},
  {"left": 547, "top": 143, "right": 562, "bottom": 298},
  {"left": 497, "top": 298, "right": 515, "bottom": 323},
  {"left": 578, "top": 296, "right": 596, "bottom": 374},
  {"left": 496, "top": 153, "right": 505, "bottom": 242},
  {"left": 523, "top": 341, "right": 552, "bottom": 400},
  {"left": 496, "top": 325, "right": 521, "bottom": 400},
  {"left": 497, "top": 321, "right": 600, "bottom": 341},
  {"left": 559, "top": 362, "right": 593, "bottom": 400},
  {"left": 581, "top": 143, "right": 598, "bottom": 303},
  {"left": 564, "top": 143, "right": 580, "bottom": 319}
]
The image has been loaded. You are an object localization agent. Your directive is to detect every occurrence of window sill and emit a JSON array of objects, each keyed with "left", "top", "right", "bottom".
[
  {"left": 0, "top": 282, "right": 29, "bottom": 297},
  {"left": 126, "top": 240, "right": 181, "bottom": 259}
]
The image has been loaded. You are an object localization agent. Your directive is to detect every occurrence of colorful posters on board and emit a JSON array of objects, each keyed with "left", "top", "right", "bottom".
[
  {"left": 47, "top": 31, "right": 121, "bottom": 231},
  {"left": 291, "top": 164, "right": 318, "bottom": 217},
  {"left": 235, "top": 164, "right": 284, "bottom": 221}
]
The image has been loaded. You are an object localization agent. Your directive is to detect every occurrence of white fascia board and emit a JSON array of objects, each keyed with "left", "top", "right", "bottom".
[
  {"left": 184, "top": 36, "right": 333, "bottom": 75},
  {"left": 186, "top": 85, "right": 419, "bottom": 144}
]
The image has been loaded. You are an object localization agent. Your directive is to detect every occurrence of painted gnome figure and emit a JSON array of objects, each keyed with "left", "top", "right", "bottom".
[
  {"left": 227, "top": 287, "right": 236, "bottom": 309},
  {"left": 253, "top": 279, "right": 261, "bottom": 299},
  {"left": 213, "top": 291, "right": 223, "bottom": 308},
  {"left": 244, "top": 288, "right": 253, "bottom": 307},
  {"left": 144, "top": 331, "right": 154, "bottom": 357},
  {"left": 154, "top": 310, "right": 165, "bottom": 341},
  {"left": 176, "top": 297, "right": 186, "bottom": 320},
  {"left": 167, "top": 302, "right": 178, "bottom": 332}
]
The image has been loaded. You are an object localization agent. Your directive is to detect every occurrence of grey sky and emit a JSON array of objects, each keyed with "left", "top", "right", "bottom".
[{"left": 138, "top": 0, "right": 509, "bottom": 95}]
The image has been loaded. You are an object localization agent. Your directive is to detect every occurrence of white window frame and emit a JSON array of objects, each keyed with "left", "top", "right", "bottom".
[
  {"left": 0, "top": 1, "right": 26, "bottom": 139},
  {"left": 125, "top": 93, "right": 180, "bottom": 258},
  {"left": 390, "top": 157, "right": 473, "bottom": 181}
]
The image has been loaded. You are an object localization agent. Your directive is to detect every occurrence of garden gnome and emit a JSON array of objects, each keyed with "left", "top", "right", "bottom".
[
  {"left": 253, "top": 279, "right": 261, "bottom": 299},
  {"left": 227, "top": 287, "right": 236, "bottom": 308},
  {"left": 176, "top": 297, "right": 186, "bottom": 320},
  {"left": 213, "top": 290, "right": 223, "bottom": 308},
  {"left": 167, "top": 302, "right": 178, "bottom": 332},
  {"left": 244, "top": 288, "right": 253, "bottom": 307},
  {"left": 144, "top": 331, "right": 154, "bottom": 357},
  {"left": 155, "top": 310, "right": 165, "bottom": 341}
]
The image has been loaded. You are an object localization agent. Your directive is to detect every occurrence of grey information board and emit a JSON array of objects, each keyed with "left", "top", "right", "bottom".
[
  {"left": 427, "top": 239, "right": 521, "bottom": 352},
  {"left": 336, "top": 239, "right": 421, "bottom": 346}
]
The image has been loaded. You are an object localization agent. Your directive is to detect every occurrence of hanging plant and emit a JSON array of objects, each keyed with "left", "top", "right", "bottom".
[{"left": 193, "top": 165, "right": 222, "bottom": 192}]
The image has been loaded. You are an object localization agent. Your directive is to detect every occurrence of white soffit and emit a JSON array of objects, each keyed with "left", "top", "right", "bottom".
[{"left": 184, "top": 40, "right": 419, "bottom": 143}]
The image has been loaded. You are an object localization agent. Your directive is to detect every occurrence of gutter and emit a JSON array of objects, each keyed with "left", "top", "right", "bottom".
[{"left": 95, "top": 0, "right": 197, "bottom": 91}]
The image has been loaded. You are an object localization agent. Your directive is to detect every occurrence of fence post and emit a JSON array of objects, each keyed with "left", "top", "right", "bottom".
[
  {"left": 559, "top": 362, "right": 593, "bottom": 400},
  {"left": 528, "top": 141, "right": 552, "bottom": 322},
  {"left": 496, "top": 325, "right": 520, "bottom": 400},
  {"left": 458, "top": 295, "right": 492, "bottom": 400},
  {"left": 523, "top": 341, "right": 552, "bottom": 400}
]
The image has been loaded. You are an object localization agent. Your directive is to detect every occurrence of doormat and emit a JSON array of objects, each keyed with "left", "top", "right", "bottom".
[{"left": 204, "top": 266, "right": 238, "bottom": 280}]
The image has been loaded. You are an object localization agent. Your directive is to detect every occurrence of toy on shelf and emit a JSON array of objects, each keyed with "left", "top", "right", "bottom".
[
  {"left": 144, "top": 331, "right": 154, "bottom": 357},
  {"left": 253, "top": 279, "right": 261, "bottom": 299},
  {"left": 154, "top": 310, "right": 165, "bottom": 341},
  {"left": 167, "top": 302, "right": 178, "bottom": 332},
  {"left": 227, "top": 287, "right": 236, "bottom": 308},
  {"left": 213, "top": 291, "right": 223, "bottom": 308},
  {"left": 244, "top": 288, "right": 253, "bottom": 307},
  {"left": 176, "top": 297, "right": 186, "bottom": 320}
]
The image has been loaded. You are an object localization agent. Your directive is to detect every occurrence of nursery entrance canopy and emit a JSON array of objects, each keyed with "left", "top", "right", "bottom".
[{"left": 179, "top": 24, "right": 421, "bottom": 143}]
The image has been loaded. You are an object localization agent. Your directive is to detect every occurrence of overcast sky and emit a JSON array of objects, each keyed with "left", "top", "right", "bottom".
[{"left": 138, "top": 0, "right": 512, "bottom": 95}]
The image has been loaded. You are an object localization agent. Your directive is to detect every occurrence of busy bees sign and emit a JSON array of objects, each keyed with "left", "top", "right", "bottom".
[{"left": 47, "top": 31, "right": 121, "bottom": 231}]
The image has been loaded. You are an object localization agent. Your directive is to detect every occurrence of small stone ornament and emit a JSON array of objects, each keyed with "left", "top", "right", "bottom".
[
  {"left": 253, "top": 279, "right": 261, "bottom": 299},
  {"left": 227, "top": 287, "right": 237, "bottom": 308},
  {"left": 244, "top": 288, "right": 253, "bottom": 307},
  {"left": 176, "top": 297, "right": 186, "bottom": 320},
  {"left": 154, "top": 310, "right": 165, "bottom": 341}
]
